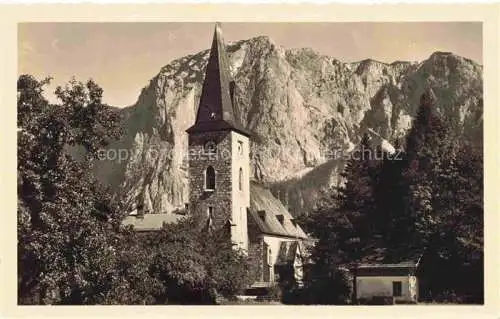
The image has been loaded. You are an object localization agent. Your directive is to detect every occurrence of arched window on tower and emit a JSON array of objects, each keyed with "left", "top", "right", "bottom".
[
  {"left": 239, "top": 167, "right": 243, "bottom": 191},
  {"left": 205, "top": 166, "right": 216, "bottom": 191}
]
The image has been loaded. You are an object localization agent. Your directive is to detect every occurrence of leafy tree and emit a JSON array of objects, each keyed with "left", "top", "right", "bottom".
[
  {"left": 17, "top": 75, "right": 124, "bottom": 304},
  {"left": 99, "top": 230, "right": 164, "bottom": 305},
  {"left": 141, "top": 217, "right": 252, "bottom": 304}
]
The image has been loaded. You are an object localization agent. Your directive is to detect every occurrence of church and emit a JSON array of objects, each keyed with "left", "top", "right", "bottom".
[{"left": 123, "top": 23, "right": 309, "bottom": 288}]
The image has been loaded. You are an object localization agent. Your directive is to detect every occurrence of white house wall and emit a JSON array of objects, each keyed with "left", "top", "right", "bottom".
[{"left": 356, "top": 275, "right": 418, "bottom": 302}]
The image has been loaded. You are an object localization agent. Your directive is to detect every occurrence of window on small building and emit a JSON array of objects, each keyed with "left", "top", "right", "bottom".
[
  {"left": 392, "top": 281, "right": 402, "bottom": 297},
  {"left": 239, "top": 167, "right": 243, "bottom": 191},
  {"left": 205, "top": 166, "right": 216, "bottom": 190}
]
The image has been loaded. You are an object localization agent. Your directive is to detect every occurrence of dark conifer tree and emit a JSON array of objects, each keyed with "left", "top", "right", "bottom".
[
  {"left": 403, "top": 88, "right": 450, "bottom": 251},
  {"left": 300, "top": 133, "right": 380, "bottom": 304},
  {"left": 372, "top": 140, "right": 410, "bottom": 256},
  {"left": 401, "top": 88, "right": 483, "bottom": 302}
]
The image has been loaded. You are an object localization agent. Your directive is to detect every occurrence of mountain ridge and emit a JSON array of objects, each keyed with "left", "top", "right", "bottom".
[{"left": 91, "top": 35, "right": 482, "bottom": 216}]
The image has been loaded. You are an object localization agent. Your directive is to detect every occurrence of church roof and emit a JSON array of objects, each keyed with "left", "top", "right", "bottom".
[
  {"left": 186, "top": 23, "right": 251, "bottom": 137},
  {"left": 248, "top": 182, "right": 308, "bottom": 239},
  {"left": 122, "top": 213, "right": 186, "bottom": 232}
]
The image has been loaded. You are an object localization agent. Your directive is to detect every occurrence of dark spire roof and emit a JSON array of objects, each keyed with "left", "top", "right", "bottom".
[{"left": 186, "top": 23, "right": 251, "bottom": 137}]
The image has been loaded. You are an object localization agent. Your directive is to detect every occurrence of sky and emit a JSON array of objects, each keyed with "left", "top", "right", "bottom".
[{"left": 18, "top": 22, "right": 482, "bottom": 108}]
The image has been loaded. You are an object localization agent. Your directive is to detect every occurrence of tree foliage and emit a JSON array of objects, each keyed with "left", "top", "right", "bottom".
[{"left": 18, "top": 75, "right": 124, "bottom": 304}]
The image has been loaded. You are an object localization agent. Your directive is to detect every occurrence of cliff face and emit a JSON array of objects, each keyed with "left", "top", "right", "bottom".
[{"left": 94, "top": 36, "right": 483, "bottom": 216}]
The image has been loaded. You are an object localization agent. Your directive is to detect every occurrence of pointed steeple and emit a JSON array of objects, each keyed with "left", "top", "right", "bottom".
[{"left": 186, "top": 23, "right": 251, "bottom": 137}]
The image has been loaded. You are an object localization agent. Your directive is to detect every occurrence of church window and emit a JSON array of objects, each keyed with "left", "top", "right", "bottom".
[
  {"left": 237, "top": 140, "right": 243, "bottom": 155},
  {"left": 239, "top": 167, "right": 243, "bottom": 191},
  {"left": 204, "top": 140, "right": 217, "bottom": 154},
  {"left": 205, "top": 166, "right": 216, "bottom": 190}
]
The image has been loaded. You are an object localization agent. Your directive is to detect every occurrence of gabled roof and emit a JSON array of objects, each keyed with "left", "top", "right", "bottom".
[
  {"left": 248, "top": 182, "right": 308, "bottom": 239},
  {"left": 186, "top": 23, "right": 251, "bottom": 137},
  {"left": 122, "top": 213, "right": 186, "bottom": 232}
]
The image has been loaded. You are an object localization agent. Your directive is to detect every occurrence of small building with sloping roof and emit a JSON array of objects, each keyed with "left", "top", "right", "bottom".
[{"left": 351, "top": 249, "right": 422, "bottom": 304}]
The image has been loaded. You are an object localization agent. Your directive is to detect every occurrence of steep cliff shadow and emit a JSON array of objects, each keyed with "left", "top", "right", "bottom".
[
  {"left": 93, "top": 85, "right": 155, "bottom": 182},
  {"left": 269, "top": 156, "right": 346, "bottom": 217}
]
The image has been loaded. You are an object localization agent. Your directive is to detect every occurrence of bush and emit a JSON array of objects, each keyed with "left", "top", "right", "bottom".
[{"left": 266, "top": 285, "right": 283, "bottom": 301}]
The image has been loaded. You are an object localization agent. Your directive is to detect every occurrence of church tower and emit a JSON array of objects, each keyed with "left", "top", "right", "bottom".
[{"left": 186, "top": 23, "right": 252, "bottom": 252}]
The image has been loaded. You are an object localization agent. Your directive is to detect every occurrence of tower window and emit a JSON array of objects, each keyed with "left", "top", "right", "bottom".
[
  {"left": 205, "top": 166, "right": 216, "bottom": 190},
  {"left": 239, "top": 167, "right": 243, "bottom": 191},
  {"left": 237, "top": 140, "right": 243, "bottom": 155}
]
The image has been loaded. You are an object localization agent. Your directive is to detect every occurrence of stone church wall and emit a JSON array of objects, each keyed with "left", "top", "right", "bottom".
[{"left": 188, "top": 130, "right": 233, "bottom": 228}]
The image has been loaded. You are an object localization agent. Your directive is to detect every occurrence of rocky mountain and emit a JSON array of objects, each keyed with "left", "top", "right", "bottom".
[{"left": 93, "top": 35, "right": 483, "bottom": 216}]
